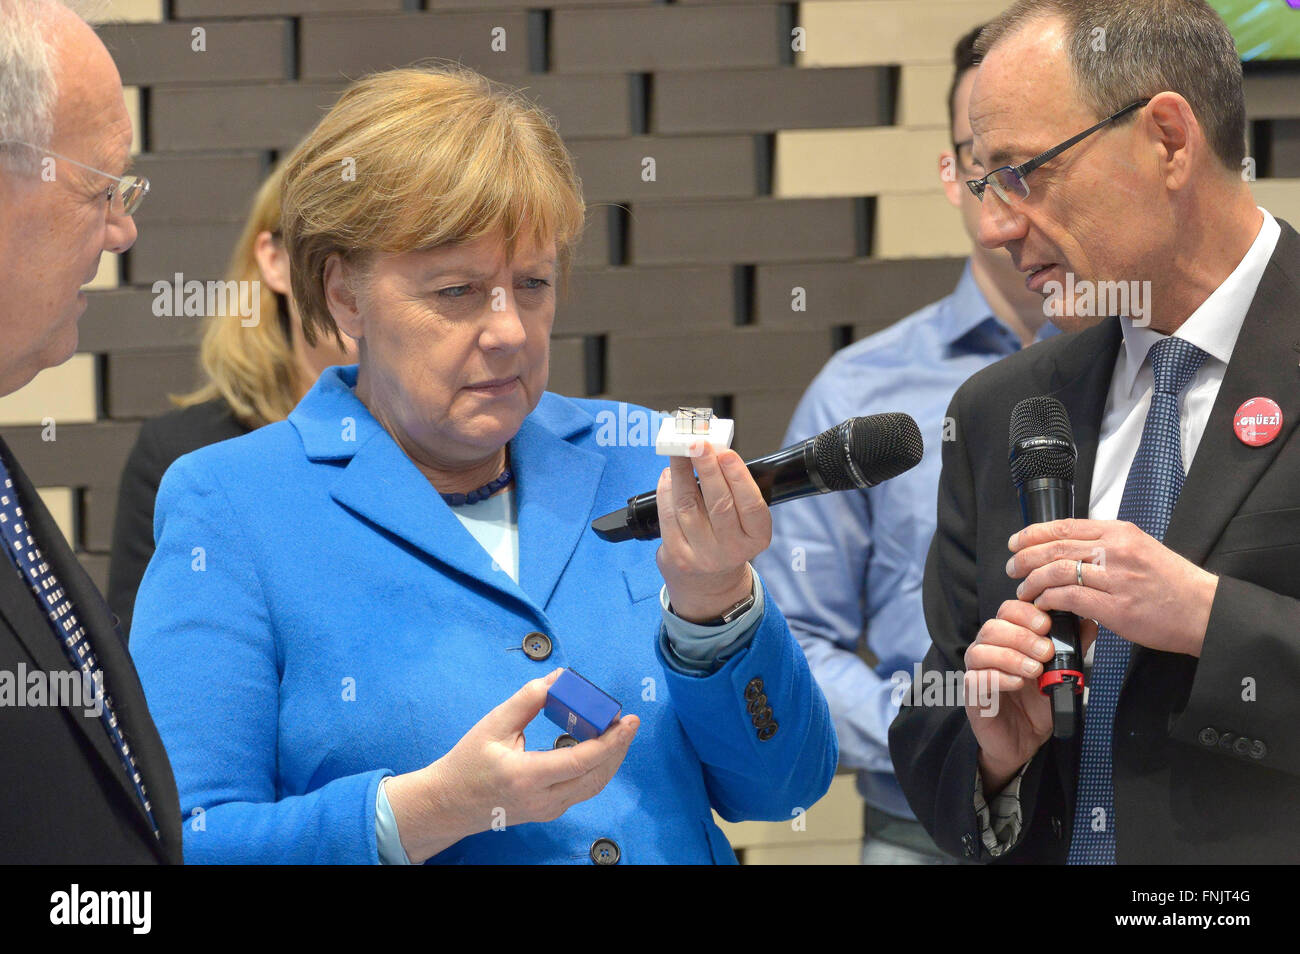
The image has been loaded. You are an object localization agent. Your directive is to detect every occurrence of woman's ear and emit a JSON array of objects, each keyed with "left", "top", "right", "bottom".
[
  {"left": 323, "top": 253, "right": 364, "bottom": 341},
  {"left": 252, "top": 230, "right": 291, "bottom": 295}
]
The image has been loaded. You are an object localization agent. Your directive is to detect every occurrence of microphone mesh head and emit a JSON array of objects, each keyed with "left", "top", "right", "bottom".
[
  {"left": 1008, "top": 396, "right": 1076, "bottom": 485},
  {"left": 812, "top": 413, "right": 924, "bottom": 490}
]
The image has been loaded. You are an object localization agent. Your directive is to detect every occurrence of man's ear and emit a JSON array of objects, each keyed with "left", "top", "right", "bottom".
[
  {"left": 323, "top": 253, "right": 363, "bottom": 341},
  {"left": 939, "top": 150, "right": 963, "bottom": 208},
  {"left": 1146, "top": 91, "right": 1196, "bottom": 191}
]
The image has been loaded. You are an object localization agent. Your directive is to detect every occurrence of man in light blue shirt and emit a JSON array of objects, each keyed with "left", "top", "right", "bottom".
[{"left": 755, "top": 23, "right": 1056, "bottom": 864}]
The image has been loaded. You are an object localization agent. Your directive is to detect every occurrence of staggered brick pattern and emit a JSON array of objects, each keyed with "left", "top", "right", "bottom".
[{"left": 1, "top": 0, "right": 1297, "bottom": 609}]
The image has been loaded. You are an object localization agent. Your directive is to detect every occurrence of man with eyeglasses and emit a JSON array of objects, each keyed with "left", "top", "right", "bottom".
[
  {"left": 754, "top": 22, "right": 1055, "bottom": 865},
  {"left": 890, "top": 0, "right": 1300, "bottom": 864},
  {"left": 0, "top": 0, "right": 181, "bottom": 863}
]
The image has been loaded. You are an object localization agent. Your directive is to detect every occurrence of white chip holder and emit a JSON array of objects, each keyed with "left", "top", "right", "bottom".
[{"left": 655, "top": 406, "right": 735, "bottom": 457}]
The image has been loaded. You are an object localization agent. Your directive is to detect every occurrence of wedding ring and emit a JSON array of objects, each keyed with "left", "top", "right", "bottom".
[{"left": 1076, "top": 559, "right": 1085, "bottom": 588}]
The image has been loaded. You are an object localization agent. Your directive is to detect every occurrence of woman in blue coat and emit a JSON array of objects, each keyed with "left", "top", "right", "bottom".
[{"left": 129, "top": 65, "right": 836, "bottom": 865}]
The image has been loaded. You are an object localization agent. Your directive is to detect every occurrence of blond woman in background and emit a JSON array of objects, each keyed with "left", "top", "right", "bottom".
[{"left": 107, "top": 162, "right": 355, "bottom": 637}]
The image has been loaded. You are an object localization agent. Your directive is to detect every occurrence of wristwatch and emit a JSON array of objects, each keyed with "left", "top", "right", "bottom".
[
  {"left": 669, "top": 579, "right": 757, "bottom": 627},
  {"left": 697, "top": 591, "right": 757, "bottom": 627}
]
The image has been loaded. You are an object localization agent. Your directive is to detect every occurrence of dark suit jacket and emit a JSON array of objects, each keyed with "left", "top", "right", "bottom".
[
  {"left": 889, "top": 219, "right": 1300, "bottom": 864},
  {"left": 0, "top": 436, "right": 183, "bottom": 863},
  {"left": 108, "top": 399, "right": 250, "bottom": 639}
]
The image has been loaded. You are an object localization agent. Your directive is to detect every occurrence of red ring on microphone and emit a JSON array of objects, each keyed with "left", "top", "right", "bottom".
[{"left": 1039, "top": 669, "right": 1084, "bottom": 694}]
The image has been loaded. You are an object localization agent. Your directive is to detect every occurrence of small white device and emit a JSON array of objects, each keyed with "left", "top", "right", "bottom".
[{"left": 654, "top": 406, "right": 735, "bottom": 457}]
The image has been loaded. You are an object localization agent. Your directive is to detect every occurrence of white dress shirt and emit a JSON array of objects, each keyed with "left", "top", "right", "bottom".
[{"left": 1089, "top": 208, "right": 1281, "bottom": 521}]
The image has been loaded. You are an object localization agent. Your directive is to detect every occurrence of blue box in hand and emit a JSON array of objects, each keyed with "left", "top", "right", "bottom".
[{"left": 544, "top": 669, "right": 622, "bottom": 743}]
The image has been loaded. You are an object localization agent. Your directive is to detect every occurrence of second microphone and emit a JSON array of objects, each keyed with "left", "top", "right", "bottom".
[{"left": 591, "top": 413, "right": 924, "bottom": 542}]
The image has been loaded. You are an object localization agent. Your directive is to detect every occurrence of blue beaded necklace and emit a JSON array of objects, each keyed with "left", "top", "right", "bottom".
[{"left": 440, "top": 468, "right": 513, "bottom": 507}]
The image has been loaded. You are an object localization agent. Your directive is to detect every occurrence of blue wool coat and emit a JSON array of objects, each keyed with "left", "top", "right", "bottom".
[{"left": 130, "top": 366, "right": 837, "bottom": 864}]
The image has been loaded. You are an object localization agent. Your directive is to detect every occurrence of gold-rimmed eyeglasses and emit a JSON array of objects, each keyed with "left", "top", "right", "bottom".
[{"left": 1, "top": 139, "right": 150, "bottom": 216}]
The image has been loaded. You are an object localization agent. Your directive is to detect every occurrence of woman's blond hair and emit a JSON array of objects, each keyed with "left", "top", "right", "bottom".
[
  {"left": 280, "top": 63, "right": 586, "bottom": 348},
  {"left": 171, "top": 163, "right": 300, "bottom": 428}
]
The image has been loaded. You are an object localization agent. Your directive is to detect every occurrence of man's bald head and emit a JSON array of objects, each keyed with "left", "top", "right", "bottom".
[
  {"left": 1, "top": 1, "right": 127, "bottom": 166},
  {"left": 0, "top": 0, "right": 58, "bottom": 171},
  {"left": 0, "top": 0, "right": 138, "bottom": 396},
  {"left": 46, "top": 2, "right": 133, "bottom": 172}
]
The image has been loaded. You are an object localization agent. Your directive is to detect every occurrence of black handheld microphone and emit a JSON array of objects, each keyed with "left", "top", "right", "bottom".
[
  {"left": 1008, "top": 396, "right": 1084, "bottom": 740},
  {"left": 591, "top": 413, "right": 924, "bottom": 542}
]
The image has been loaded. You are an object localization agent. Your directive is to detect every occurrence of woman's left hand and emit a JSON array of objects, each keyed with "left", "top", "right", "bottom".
[{"left": 656, "top": 442, "right": 772, "bottom": 623}]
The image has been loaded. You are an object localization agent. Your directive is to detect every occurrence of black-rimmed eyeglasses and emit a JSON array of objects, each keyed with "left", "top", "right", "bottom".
[
  {"left": 965, "top": 99, "right": 1150, "bottom": 205},
  {"left": 0, "top": 139, "right": 150, "bottom": 216}
]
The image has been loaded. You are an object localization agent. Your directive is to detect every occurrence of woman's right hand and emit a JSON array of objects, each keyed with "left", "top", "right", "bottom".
[{"left": 383, "top": 669, "right": 639, "bottom": 864}]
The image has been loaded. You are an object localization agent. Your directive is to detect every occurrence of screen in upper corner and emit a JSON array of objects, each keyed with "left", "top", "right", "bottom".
[{"left": 1210, "top": 0, "right": 1300, "bottom": 61}]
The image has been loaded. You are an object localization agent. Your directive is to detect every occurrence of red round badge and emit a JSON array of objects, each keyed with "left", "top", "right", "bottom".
[{"left": 1233, "top": 397, "right": 1283, "bottom": 447}]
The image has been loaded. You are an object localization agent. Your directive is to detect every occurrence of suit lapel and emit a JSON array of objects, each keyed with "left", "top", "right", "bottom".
[
  {"left": 314, "top": 368, "right": 606, "bottom": 619},
  {"left": 329, "top": 430, "right": 530, "bottom": 609},
  {"left": 511, "top": 413, "right": 605, "bottom": 611},
  {"left": 1165, "top": 223, "right": 1300, "bottom": 564},
  {"left": 1042, "top": 317, "right": 1124, "bottom": 516},
  {"left": 0, "top": 445, "right": 81, "bottom": 680},
  {"left": 0, "top": 438, "right": 177, "bottom": 862}
]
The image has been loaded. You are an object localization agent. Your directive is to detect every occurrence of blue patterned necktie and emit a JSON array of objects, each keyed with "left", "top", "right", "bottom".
[
  {"left": 0, "top": 457, "right": 159, "bottom": 838},
  {"left": 1067, "top": 336, "right": 1208, "bottom": 864}
]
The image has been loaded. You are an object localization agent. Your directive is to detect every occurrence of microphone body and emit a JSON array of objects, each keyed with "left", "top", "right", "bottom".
[
  {"left": 1016, "top": 475, "right": 1084, "bottom": 736},
  {"left": 597, "top": 439, "right": 828, "bottom": 542},
  {"left": 592, "top": 414, "right": 922, "bottom": 543},
  {"left": 1009, "top": 401, "right": 1084, "bottom": 740}
]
